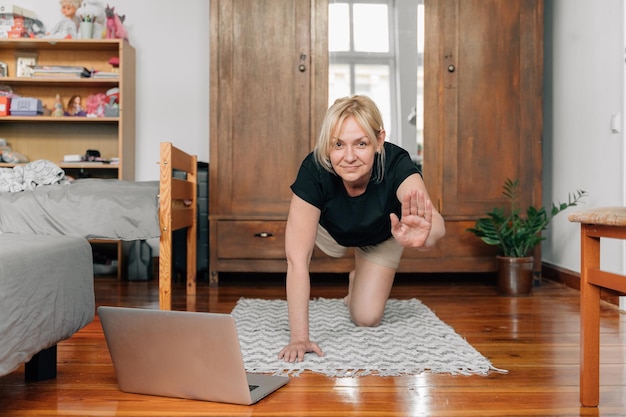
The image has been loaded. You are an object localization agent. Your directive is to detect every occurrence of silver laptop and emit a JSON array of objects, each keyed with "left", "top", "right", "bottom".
[{"left": 98, "top": 306, "right": 289, "bottom": 405}]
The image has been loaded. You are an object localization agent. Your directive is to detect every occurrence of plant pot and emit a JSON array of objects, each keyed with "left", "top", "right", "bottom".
[{"left": 496, "top": 255, "right": 534, "bottom": 296}]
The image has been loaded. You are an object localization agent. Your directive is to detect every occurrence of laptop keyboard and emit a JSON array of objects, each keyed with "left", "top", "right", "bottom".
[{"left": 249, "top": 384, "right": 259, "bottom": 392}]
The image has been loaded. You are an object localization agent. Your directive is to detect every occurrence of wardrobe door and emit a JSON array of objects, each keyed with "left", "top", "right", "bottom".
[
  {"left": 209, "top": 0, "right": 328, "bottom": 281},
  {"left": 399, "top": 0, "right": 543, "bottom": 273},
  {"left": 210, "top": 0, "right": 313, "bottom": 217},
  {"left": 424, "top": 0, "right": 543, "bottom": 217}
]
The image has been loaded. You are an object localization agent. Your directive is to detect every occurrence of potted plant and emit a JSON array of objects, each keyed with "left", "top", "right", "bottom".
[{"left": 467, "top": 179, "right": 587, "bottom": 296}]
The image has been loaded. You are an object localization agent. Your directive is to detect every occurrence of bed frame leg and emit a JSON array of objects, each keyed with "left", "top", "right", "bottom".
[
  {"left": 210, "top": 270, "right": 219, "bottom": 286},
  {"left": 25, "top": 345, "right": 57, "bottom": 381}
]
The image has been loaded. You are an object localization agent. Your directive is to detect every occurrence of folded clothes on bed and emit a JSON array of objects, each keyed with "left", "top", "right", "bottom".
[
  {"left": 0, "top": 160, "right": 69, "bottom": 193},
  {"left": 0, "top": 179, "right": 160, "bottom": 240}
]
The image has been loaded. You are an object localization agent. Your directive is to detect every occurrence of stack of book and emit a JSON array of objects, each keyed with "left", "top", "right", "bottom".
[
  {"left": 92, "top": 71, "right": 119, "bottom": 79},
  {"left": 30, "top": 65, "right": 92, "bottom": 79}
]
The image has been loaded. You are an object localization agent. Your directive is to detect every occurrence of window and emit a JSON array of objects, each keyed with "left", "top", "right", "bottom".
[
  {"left": 329, "top": 0, "right": 421, "bottom": 162},
  {"left": 329, "top": 1, "right": 396, "bottom": 141}
]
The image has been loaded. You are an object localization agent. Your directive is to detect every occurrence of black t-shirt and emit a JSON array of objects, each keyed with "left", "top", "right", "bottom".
[{"left": 290, "top": 142, "right": 420, "bottom": 247}]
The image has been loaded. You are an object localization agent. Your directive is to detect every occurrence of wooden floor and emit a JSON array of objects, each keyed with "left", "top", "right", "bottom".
[{"left": 1, "top": 273, "right": 625, "bottom": 416}]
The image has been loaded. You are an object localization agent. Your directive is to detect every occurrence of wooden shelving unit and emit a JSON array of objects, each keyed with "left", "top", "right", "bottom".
[
  {"left": 0, "top": 38, "right": 135, "bottom": 180},
  {"left": 0, "top": 38, "right": 136, "bottom": 278}
]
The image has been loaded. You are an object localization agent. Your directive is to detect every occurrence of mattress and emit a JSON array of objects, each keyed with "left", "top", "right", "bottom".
[
  {"left": 0, "top": 179, "right": 160, "bottom": 240},
  {"left": 0, "top": 233, "right": 95, "bottom": 377}
]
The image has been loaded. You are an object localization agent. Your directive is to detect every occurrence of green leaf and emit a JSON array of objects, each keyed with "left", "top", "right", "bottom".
[{"left": 466, "top": 179, "right": 588, "bottom": 257}]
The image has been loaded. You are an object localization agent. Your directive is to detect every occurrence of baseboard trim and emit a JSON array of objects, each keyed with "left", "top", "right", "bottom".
[{"left": 542, "top": 262, "right": 620, "bottom": 306}]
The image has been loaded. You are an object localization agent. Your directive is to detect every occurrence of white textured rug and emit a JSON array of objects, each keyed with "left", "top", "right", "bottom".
[{"left": 231, "top": 297, "right": 503, "bottom": 377}]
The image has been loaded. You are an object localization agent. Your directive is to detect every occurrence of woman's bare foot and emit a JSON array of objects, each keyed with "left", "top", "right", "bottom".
[{"left": 343, "top": 269, "right": 355, "bottom": 306}]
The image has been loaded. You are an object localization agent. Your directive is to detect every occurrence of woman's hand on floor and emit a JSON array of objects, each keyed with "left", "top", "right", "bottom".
[{"left": 278, "top": 340, "right": 324, "bottom": 363}]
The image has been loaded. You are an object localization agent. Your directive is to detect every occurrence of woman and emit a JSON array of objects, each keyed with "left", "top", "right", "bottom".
[{"left": 278, "top": 95, "right": 446, "bottom": 363}]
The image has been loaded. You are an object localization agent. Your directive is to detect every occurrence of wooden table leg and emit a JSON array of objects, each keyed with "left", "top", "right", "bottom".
[{"left": 580, "top": 224, "right": 601, "bottom": 407}]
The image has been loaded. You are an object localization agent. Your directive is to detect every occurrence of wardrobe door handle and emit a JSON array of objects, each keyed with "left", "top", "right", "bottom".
[{"left": 254, "top": 232, "right": 274, "bottom": 238}]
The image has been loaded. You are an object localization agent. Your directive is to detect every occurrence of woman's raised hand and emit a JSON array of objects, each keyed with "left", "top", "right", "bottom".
[{"left": 390, "top": 189, "right": 433, "bottom": 248}]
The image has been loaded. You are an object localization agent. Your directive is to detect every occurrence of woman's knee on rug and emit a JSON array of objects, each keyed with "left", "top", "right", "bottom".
[
  {"left": 349, "top": 304, "right": 384, "bottom": 327},
  {"left": 348, "top": 260, "right": 395, "bottom": 327}
]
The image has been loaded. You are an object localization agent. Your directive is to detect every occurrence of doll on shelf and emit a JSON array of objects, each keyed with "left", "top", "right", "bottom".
[
  {"left": 65, "top": 95, "right": 86, "bottom": 116},
  {"left": 47, "top": 0, "right": 82, "bottom": 39},
  {"left": 52, "top": 94, "right": 65, "bottom": 117}
]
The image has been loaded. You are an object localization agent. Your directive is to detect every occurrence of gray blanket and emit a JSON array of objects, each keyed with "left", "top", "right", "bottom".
[
  {"left": 0, "top": 234, "right": 95, "bottom": 377},
  {"left": 0, "top": 179, "right": 160, "bottom": 240}
]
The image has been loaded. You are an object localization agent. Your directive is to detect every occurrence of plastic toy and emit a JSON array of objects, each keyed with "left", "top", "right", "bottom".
[
  {"left": 47, "top": 0, "right": 81, "bottom": 39},
  {"left": 105, "top": 5, "right": 128, "bottom": 41},
  {"left": 52, "top": 94, "right": 64, "bottom": 117},
  {"left": 65, "top": 95, "right": 86, "bottom": 116},
  {"left": 85, "top": 93, "right": 107, "bottom": 117}
]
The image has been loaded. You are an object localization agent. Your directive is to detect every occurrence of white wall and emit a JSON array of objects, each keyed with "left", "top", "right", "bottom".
[
  {"left": 543, "top": 0, "right": 625, "bottom": 277},
  {"left": 13, "top": 0, "right": 210, "bottom": 181}
]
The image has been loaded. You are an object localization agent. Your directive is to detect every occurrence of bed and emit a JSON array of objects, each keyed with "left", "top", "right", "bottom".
[
  {"left": 0, "top": 142, "right": 197, "bottom": 379},
  {"left": 0, "top": 233, "right": 95, "bottom": 379}
]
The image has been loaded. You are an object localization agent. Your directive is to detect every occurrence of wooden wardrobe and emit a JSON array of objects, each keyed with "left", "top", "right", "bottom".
[{"left": 209, "top": 0, "right": 544, "bottom": 284}]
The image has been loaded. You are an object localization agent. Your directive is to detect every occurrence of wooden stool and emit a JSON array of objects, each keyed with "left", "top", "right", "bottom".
[{"left": 568, "top": 207, "right": 626, "bottom": 407}]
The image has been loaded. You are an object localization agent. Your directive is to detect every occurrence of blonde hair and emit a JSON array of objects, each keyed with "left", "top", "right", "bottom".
[
  {"left": 61, "top": 0, "right": 82, "bottom": 8},
  {"left": 314, "top": 95, "right": 386, "bottom": 182}
]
